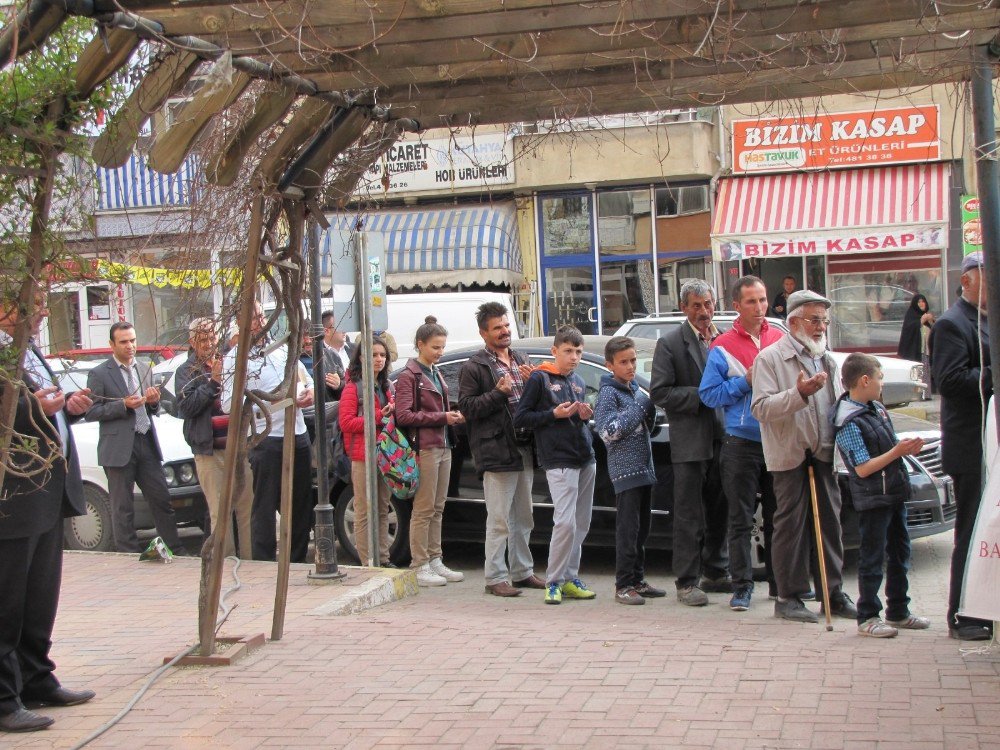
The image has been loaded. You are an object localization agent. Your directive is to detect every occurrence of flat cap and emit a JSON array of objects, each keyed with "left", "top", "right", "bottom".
[
  {"left": 786, "top": 289, "right": 832, "bottom": 316},
  {"left": 961, "top": 251, "right": 984, "bottom": 273}
]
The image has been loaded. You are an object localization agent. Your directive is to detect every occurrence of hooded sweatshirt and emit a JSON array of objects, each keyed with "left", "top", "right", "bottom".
[
  {"left": 513, "top": 362, "right": 594, "bottom": 470},
  {"left": 699, "top": 317, "right": 784, "bottom": 441},
  {"left": 594, "top": 374, "right": 656, "bottom": 493}
]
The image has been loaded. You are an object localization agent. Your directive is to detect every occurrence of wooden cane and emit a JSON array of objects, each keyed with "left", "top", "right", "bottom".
[{"left": 806, "top": 450, "right": 834, "bottom": 632}]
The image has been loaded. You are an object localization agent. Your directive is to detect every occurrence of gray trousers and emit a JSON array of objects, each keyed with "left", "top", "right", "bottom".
[
  {"left": 483, "top": 448, "right": 536, "bottom": 585},
  {"left": 770, "top": 459, "right": 844, "bottom": 600},
  {"left": 104, "top": 431, "right": 183, "bottom": 554},
  {"left": 544, "top": 463, "right": 597, "bottom": 587}
]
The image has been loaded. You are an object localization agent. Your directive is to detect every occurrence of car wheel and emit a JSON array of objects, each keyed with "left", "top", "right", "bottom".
[
  {"left": 64, "top": 484, "right": 115, "bottom": 552},
  {"left": 333, "top": 484, "right": 411, "bottom": 566}
]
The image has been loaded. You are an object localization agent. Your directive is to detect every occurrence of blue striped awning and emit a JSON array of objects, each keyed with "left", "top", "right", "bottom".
[
  {"left": 321, "top": 203, "right": 522, "bottom": 287},
  {"left": 95, "top": 155, "right": 198, "bottom": 211}
]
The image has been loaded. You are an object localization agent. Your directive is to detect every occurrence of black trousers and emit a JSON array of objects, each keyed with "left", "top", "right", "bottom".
[
  {"left": 615, "top": 485, "right": 652, "bottom": 590},
  {"left": 104, "top": 431, "right": 183, "bottom": 554},
  {"left": 249, "top": 434, "right": 314, "bottom": 563},
  {"left": 671, "top": 441, "right": 728, "bottom": 589},
  {"left": 721, "top": 436, "right": 776, "bottom": 590},
  {"left": 948, "top": 471, "right": 991, "bottom": 629},
  {"left": 0, "top": 521, "right": 63, "bottom": 715}
]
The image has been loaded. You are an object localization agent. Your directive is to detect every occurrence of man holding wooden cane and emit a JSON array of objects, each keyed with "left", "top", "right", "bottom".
[{"left": 751, "top": 290, "right": 857, "bottom": 624}]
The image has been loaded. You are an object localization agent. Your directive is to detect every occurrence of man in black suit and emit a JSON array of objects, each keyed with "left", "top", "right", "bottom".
[
  {"left": 85, "top": 322, "right": 184, "bottom": 554},
  {"left": 650, "top": 280, "right": 729, "bottom": 606},
  {"left": 1, "top": 296, "right": 95, "bottom": 733},
  {"left": 930, "top": 251, "right": 993, "bottom": 641}
]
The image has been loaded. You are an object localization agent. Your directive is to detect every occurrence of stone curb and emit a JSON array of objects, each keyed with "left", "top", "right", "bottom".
[{"left": 309, "top": 567, "right": 419, "bottom": 616}]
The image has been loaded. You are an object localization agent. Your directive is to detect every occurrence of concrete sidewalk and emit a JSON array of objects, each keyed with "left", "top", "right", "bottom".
[{"left": 8, "top": 534, "right": 1000, "bottom": 749}]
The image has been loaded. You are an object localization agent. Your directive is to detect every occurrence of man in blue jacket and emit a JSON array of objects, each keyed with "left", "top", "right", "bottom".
[{"left": 698, "top": 276, "right": 783, "bottom": 612}]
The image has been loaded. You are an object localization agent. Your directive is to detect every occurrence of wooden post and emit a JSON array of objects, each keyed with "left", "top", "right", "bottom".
[
  {"left": 271, "top": 367, "right": 298, "bottom": 641},
  {"left": 197, "top": 194, "right": 264, "bottom": 657}
]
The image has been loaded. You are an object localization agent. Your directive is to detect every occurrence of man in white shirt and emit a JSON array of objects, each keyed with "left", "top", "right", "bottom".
[{"left": 222, "top": 304, "right": 315, "bottom": 562}]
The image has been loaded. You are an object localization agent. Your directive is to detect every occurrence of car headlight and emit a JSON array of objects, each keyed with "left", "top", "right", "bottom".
[
  {"left": 909, "top": 364, "right": 924, "bottom": 383},
  {"left": 163, "top": 465, "right": 177, "bottom": 487},
  {"left": 178, "top": 462, "right": 196, "bottom": 485}
]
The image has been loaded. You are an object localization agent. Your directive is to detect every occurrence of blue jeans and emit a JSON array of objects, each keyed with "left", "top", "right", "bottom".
[{"left": 856, "top": 502, "right": 911, "bottom": 624}]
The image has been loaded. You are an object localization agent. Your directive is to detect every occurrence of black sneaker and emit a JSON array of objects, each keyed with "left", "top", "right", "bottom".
[
  {"left": 774, "top": 597, "right": 819, "bottom": 623},
  {"left": 615, "top": 587, "right": 646, "bottom": 606},
  {"left": 634, "top": 580, "right": 666, "bottom": 598}
]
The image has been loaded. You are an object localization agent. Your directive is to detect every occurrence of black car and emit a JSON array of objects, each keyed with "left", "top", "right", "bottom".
[{"left": 328, "top": 336, "right": 954, "bottom": 570}]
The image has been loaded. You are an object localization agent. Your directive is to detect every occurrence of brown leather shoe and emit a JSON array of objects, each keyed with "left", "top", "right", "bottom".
[
  {"left": 485, "top": 581, "right": 522, "bottom": 597},
  {"left": 512, "top": 574, "right": 546, "bottom": 589}
]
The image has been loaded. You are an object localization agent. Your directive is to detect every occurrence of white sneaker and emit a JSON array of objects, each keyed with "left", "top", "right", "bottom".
[
  {"left": 415, "top": 563, "right": 447, "bottom": 587},
  {"left": 429, "top": 557, "right": 464, "bottom": 582}
]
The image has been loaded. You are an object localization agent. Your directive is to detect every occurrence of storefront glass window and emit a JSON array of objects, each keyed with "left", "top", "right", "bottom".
[
  {"left": 658, "top": 256, "right": 711, "bottom": 313},
  {"left": 806, "top": 257, "right": 826, "bottom": 296},
  {"left": 132, "top": 285, "right": 213, "bottom": 348},
  {"left": 541, "top": 195, "right": 591, "bottom": 256},
  {"left": 827, "top": 269, "right": 943, "bottom": 352},
  {"left": 597, "top": 189, "right": 651, "bottom": 255},
  {"left": 544, "top": 266, "right": 596, "bottom": 335}
]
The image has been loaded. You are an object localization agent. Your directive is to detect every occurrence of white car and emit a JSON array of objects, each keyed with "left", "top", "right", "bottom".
[
  {"left": 615, "top": 312, "right": 927, "bottom": 408},
  {"left": 64, "top": 411, "right": 207, "bottom": 552}
]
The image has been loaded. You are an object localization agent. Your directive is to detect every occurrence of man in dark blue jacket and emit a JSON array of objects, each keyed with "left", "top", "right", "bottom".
[
  {"left": 930, "top": 251, "right": 993, "bottom": 641},
  {"left": 175, "top": 318, "right": 252, "bottom": 558},
  {"left": 1, "top": 297, "right": 95, "bottom": 733}
]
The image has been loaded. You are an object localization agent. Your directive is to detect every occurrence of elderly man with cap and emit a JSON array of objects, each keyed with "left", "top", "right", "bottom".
[
  {"left": 930, "top": 251, "right": 993, "bottom": 641},
  {"left": 750, "top": 290, "right": 857, "bottom": 624}
]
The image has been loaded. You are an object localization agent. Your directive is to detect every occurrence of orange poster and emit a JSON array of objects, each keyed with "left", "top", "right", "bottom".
[{"left": 732, "top": 105, "right": 940, "bottom": 174}]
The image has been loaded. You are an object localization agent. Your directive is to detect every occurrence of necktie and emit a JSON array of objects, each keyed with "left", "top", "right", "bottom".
[{"left": 122, "top": 364, "right": 151, "bottom": 434}]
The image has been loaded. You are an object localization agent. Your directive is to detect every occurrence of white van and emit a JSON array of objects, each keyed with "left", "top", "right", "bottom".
[{"left": 386, "top": 292, "right": 521, "bottom": 354}]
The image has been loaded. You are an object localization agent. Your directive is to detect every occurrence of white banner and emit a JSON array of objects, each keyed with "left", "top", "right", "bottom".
[
  {"left": 960, "top": 398, "right": 1000, "bottom": 623},
  {"left": 356, "top": 133, "right": 515, "bottom": 195},
  {"left": 712, "top": 224, "right": 946, "bottom": 261}
]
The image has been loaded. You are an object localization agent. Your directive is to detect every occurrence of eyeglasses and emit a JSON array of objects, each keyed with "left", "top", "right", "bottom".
[{"left": 803, "top": 317, "right": 831, "bottom": 327}]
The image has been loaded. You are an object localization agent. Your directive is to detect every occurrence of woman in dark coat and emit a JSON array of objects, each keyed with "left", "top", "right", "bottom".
[{"left": 897, "top": 293, "right": 934, "bottom": 388}]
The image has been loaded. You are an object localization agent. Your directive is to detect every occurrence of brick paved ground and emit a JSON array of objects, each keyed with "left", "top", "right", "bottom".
[{"left": 7, "top": 531, "right": 1000, "bottom": 749}]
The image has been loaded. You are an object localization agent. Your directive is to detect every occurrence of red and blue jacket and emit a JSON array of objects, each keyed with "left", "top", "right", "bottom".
[{"left": 698, "top": 318, "right": 784, "bottom": 442}]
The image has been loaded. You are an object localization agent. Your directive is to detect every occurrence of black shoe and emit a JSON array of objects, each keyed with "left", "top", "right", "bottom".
[
  {"left": 821, "top": 591, "right": 858, "bottom": 619},
  {"left": 0, "top": 708, "right": 54, "bottom": 732},
  {"left": 22, "top": 686, "right": 95, "bottom": 708},
  {"left": 774, "top": 597, "right": 819, "bottom": 623},
  {"left": 949, "top": 624, "right": 993, "bottom": 641},
  {"left": 634, "top": 580, "right": 666, "bottom": 598}
]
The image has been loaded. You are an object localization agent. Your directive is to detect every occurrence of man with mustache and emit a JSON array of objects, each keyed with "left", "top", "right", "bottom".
[
  {"left": 651, "top": 280, "right": 728, "bottom": 606},
  {"left": 699, "top": 275, "right": 783, "bottom": 612},
  {"left": 751, "top": 290, "right": 856, "bottom": 624}
]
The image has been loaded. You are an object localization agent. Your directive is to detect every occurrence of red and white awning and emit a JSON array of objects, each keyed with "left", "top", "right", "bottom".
[{"left": 711, "top": 163, "right": 950, "bottom": 260}]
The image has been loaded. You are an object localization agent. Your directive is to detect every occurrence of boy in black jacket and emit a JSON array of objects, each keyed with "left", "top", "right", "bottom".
[
  {"left": 514, "top": 326, "right": 596, "bottom": 605},
  {"left": 832, "top": 353, "right": 929, "bottom": 638}
]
